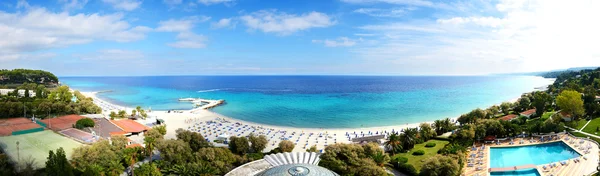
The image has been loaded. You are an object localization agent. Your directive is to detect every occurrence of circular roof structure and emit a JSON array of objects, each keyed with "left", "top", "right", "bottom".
[{"left": 258, "top": 164, "right": 339, "bottom": 176}]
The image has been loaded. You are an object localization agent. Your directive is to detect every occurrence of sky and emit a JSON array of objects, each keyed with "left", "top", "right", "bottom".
[{"left": 0, "top": 0, "right": 599, "bottom": 76}]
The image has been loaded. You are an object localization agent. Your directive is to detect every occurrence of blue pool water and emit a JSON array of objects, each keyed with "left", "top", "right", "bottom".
[
  {"left": 60, "top": 76, "right": 553, "bottom": 128},
  {"left": 490, "top": 169, "right": 540, "bottom": 176},
  {"left": 490, "top": 142, "right": 580, "bottom": 168}
]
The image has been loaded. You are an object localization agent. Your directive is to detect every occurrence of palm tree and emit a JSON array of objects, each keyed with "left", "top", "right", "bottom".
[
  {"left": 107, "top": 160, "right": 124, "bottom": 176},
  {"left": 370, "top": 152, "right": 390, "bottom": 167},
  {"left": 144, "top": 136, "right": 156, "bottom": 162},
  {"left": 433, "top": 119, "right": 443, "bottom": 135},
  {"left": 400, "top": 128, "right": 418, "bottom": 151},
  {"left": 384, "top": 133, "right": 402, "bottom": 155}
]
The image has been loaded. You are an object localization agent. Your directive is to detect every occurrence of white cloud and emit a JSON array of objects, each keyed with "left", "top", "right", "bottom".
[
  {"left": 353, "top": 8, "right": 413, "bottom": 17},
  {"left": 60, "top": 0, "right": 88, "bottom": 11},
  {"left": 16, "top": 0, "right": 30, "bottom": 9},
  {"left": 156, "top": 16, "right": 209, "bottom": 48},
  {"left": 352, "top": 0, "right": 600, "bottom": 74},
  {"left": 0, "top": 7, "right": 151, "bottom": 60},
  {"left": 240, "top": 10, "right": 335, "bottom": 35},
  {"left": 211, "top": 18, "right": 234, "bottom": 29},
  {"left": 156, "top": 16, "right": 211, "bottom": 32},
  {"left": 354, "top": 33, "right": 376, "bottom": 37},
  {"left": 198, "top": 0, "right": 234, "bottom": 5},
  {"left": 168, "top": 32, "right": 207, "bottom": 48},
  {"left": 102, "top": 0, "right": 142, "bottom": 11},
  {"left": 313, "top": 37, "right": 357, "bottom": 47}
]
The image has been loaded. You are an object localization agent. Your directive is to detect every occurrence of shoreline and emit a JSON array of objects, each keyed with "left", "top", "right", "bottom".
[
  {"left": 79, "top": 81, "right": 550, "bottom": 152},
  {"left": 82, "top": 91, "right": 526, "bottom": 131}
]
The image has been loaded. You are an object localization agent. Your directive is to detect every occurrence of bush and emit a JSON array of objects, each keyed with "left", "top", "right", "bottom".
[
  {"left": 75, "top": 118, "right": 95, "bottom": 129},
  {"left": 412, "top": 150, "right": 425, "bottom": 155},
  {"left": 393, "top": 157, "right": 408, "bottom": 164},
  {"left": 246, "top": 153, "right": 264, "bottom": 161},
  {"left": 395, "top": 163, "right": 418, "bottom": 176},
  {"left": 425, "top": 143, "right": 436, "bottom": 148},
  {"left": 213, "top": 140, "right": 223, "bottom": 143}
]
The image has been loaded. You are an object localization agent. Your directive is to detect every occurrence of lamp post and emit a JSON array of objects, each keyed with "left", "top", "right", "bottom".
[{"left": 16, "top": 141, "right": 20, "bottom": 163}]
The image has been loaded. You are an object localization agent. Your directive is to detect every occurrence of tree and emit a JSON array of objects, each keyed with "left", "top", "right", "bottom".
[
  {"left": 45, "top": 147, "right": 74, "bottom": 176},
  {"left": 110, "top": 135, "right": 129, "bottom": 150},
  {"left": 306, "top": 145, "right": 318, "bottom": 153},
  {"left": 486, "top": 105, "right": 500, "bottom": 118},
  {"left": 278, "top": 140, "right": 295, "bottom": 153},
  {"left": 400, "top": 128, "right": 418, "bottom": 151},
  {"left": 154, "top": 125, "right": 167, "bottom": 136},
  {"left": 319, "top": 143, "right": 385, "bottom": 176},
  {"left": 156, "top": 139, "right": 193, "bottom": 165},
  {"left": 500, "top": 102, "right": 512, "bottom": 115},
  {"left": 24, "top": 89, "right": 30, "bottom": 98},
  {"left": 228, "top": 136, "right": 250, "bottom": 155},
  {"left": 384, "top": 133, "right": 402, "bottom": 155},
  {"left": 109, "top": 111, "right": 117, "bottom": 119},
  {"left": 419, "top": 155, "right": 461, "bottom": 176},
  {"left": 144, "top": 128, "right": 165, "bottom": 162},
  {"left": 533, "top": 92, "right": 552, "bottom": 116},
  {"left": 249, "top": 134, "right": 268, "bottom": 153},
  {"left": 135, "top": 163, "right": 162, "bottom": 176},
  {"left": 131, "top": 109, "right": 137, "bottom": 117},
  {"left": 517, "top": 97, "right": 531, "bottom": 112},
  {"left": 118, "top": 110, "right": 127, "bottom": 118},
  {"left": 556, "top": 90, "right": 585, "bottom": 119},
  {"left": 176, "top": 128, "right": 211, "bottom": 151},
  {"left": 194, "top": 147, "right": 238, "bottom": 174},
  {"left": 75, "top": 118, "right": 95, "bottom": 129},
  {"left": 419, "top": 123, "right": 436, "bottom": 141},
  {"left": 71, "top": 140, "right": 122, "bottom": 175}
]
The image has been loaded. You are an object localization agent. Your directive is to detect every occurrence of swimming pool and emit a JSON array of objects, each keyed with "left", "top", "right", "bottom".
[
  {"left": 489, "top": 169, "right": 541, "bottom": 176},
  {"left": 490, "top": 141, "right": 580, "bottom": 168}
]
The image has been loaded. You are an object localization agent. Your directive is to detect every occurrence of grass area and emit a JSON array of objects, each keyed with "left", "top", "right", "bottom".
[
  {"left": 574, "top": 119, "right": 589, "bottom": 130},
  {"left": 391, "top": 139, "right": 450, "bottom": 172},
  {"left": 570, "top": 131, "right": 600, "bottom": 144},
  {"left": 582, "top": 118, "right": 600, "bottom": 135},
  {"left": 540, "top": 111, "right": 555, "bottom": 121},
  {"left": 0, "top": 130, "right": 83, "bottom": 168}
]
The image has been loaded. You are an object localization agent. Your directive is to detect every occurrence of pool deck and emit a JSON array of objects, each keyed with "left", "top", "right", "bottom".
[{"left": 462, "top": 133, "right": 599, "bottom": 176}]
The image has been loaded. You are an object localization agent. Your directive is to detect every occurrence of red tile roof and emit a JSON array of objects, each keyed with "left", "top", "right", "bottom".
[
  {"left": 499, "top": 114, "right": 518, "bottom": 121},
  {"left": 110, "top": 119, "right": 150, "bottom": 133},
  {"left": 560, "top": 112, "right": 572, "bottom": 118},
  {"left": 520, "top": 109, "right": 536, "bottom": 116},
  {"left": 126, "top": 143, "right": 143, "bottom": 148}
]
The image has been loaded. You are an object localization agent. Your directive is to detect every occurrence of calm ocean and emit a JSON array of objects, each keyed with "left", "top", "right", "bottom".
[{"left": 60, "top": 76, "right": 553, "bottom": 128}]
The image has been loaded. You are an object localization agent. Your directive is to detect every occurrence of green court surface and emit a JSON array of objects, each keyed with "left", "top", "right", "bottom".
[{"left": 0, "top": 130, "right": 83, "bottom": 168}]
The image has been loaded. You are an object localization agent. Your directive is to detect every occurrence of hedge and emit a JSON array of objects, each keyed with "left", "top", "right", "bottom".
[
  {"left": 425, "top": 143, "right": 436, "bottom": 148},
  {"left": 412, "top": 150, "right": 425, "bottom": 155}
]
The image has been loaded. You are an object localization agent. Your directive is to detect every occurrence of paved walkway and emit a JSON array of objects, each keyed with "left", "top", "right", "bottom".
[
  {"left": 580, "top": 120, "right": 592, "bottom": 131},
  {"left": 564, "top": 126, "right": 600, "bottom": 140}
]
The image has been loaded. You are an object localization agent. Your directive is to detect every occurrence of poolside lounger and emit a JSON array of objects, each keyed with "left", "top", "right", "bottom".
[{"left": 467, "top": 163, "right": 474, "bottom": 167}]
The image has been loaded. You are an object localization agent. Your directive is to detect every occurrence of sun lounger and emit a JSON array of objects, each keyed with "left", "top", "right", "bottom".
[
  {"left": 560, "top": 161, "right": 567, "bottom": 165},
  {"left": 467, "top": 163, "right": 474, "bottom": 167}
]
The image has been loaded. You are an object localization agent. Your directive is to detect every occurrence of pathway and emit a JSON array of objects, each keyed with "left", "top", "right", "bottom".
[
  {"left": 564, "top": 126, "right": 600, "bottom": 140},
  {"left": 580, "top": 120, "right": 592, "bottom": 131}
]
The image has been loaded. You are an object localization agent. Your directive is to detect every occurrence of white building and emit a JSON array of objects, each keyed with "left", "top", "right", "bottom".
[{"left": 0, "top": 89, "right": 37, "bottom": 97}]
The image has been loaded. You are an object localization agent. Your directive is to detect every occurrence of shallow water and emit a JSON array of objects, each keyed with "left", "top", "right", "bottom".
[{"left": 61, "top": 75, "right": 553, "bottom": 128}]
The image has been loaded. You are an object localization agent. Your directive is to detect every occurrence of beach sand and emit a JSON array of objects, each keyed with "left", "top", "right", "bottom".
[{"left": 82, "top": 91, "right": 522, "bottom": 152}]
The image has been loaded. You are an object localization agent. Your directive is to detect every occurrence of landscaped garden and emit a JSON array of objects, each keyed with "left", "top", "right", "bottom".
[
  {"left": 582, "top": 118, "right": 600, "bottom": 135},
  {"left": 391, "top": 139, "right": 449, "bottom": 171}
]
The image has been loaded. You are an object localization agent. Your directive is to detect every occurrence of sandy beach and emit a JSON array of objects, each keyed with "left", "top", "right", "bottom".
[{"left": 82, "top": 91, "right": 523, "bottom": 152}]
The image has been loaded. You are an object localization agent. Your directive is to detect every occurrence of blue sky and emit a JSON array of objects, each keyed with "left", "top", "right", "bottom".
[{"left": 1, "top": 0, "right": 598, "bottom": 76}]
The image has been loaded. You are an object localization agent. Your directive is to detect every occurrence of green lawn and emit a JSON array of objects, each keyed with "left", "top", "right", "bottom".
[
  {"left": 582, "top": 118, "right": 600, "bottom": 135},
  {"left": 570, "top": 131, "right": 600, "bottom": 144},
  {"left": 540, "top": 111, "right": 555, "bottom": 121},
  {"left": 391, "top": 139, "right": 450, "bottom": 172},
  {"left": 0, "top": 130, "right": 83, "bottom": 168}
]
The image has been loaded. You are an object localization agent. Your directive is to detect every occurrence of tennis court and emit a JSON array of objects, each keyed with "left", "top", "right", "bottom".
[
  {"left": 0, "top": 130, "right": 83, "bottom": 168},
  {"left": 59, "top": 128, "right": 98, "bottom": 144},
  {"left": 0, "top": 118, "right": 44, "bottom": 136},
  {"left": 39, "top": 115, "right": 85, "bottom": 131}
]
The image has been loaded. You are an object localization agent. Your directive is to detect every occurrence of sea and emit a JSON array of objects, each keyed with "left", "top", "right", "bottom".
[{"left": 60, "top": 76, "right": 554, "bottom": 128}]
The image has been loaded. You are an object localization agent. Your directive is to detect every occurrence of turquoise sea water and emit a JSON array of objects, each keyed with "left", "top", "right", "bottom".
[
  {"left": 61, "top": 76, "right": 553, "bottom": 128},
  {"left": 490, "top": 142, "right": 580, "bottom": 168}
]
